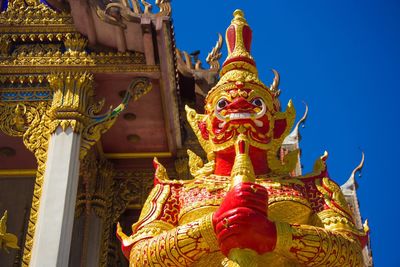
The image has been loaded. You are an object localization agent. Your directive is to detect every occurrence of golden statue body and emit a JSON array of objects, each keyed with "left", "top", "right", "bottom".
[{"left": 117, "top": 10, "right": 368, "bottom": 267}]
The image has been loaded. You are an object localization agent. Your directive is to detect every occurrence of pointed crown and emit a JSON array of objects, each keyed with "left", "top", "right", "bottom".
[
  {"left": 221, "top": 9, "right": 256, "bottom": 76},
  {"left": 206, "top": 10, "right": 280, "bottom": 111}
]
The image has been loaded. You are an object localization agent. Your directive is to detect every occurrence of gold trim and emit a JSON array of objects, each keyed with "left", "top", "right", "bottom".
[
  {"left": 0, "top": 26, "right": 77, "bottom": 33},
  {"left": 126, "top": 204, "right": 143, "bottom": 210},
  {"left": 274, "top": 221, "right": 293, "bottom": 255},
  {"left": 179, "top": 205, "right": 219, "bottom": 225},
  {"left": 0, "top": 65, "right": 159, "bottom": 75},
  {"left": 0, "top": 169, "right": 36, "bottom": 177},
  {"left": 21, "top": 102, "right": 52, "bottom": 266},
  {"left": 199, "top": 213, "right": 219, "bottom": 251},
  {"left": 104, "top": 152, "right": 172, "bottom": 159}
]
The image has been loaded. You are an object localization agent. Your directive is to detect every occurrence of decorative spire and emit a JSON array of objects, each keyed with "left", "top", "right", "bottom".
[
  {"left": 221, "top": 9, "right": 255, "bottom": 75},
  {"left": 219, "top": 9, "right": 257, "bottom": 78}
]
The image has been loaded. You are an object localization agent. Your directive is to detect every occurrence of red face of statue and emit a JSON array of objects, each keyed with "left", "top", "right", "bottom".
[
  {"left": 211, "top": 91, "right": 271, "bottom": 145},
  {"left": 200, "top": 82, "right": 280, "bottom": 152}
]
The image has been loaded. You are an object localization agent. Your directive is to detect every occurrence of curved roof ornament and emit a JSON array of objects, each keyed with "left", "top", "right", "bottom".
[
  {"left": 282, "top": 102, "right": 308, "bottom": 146},
  {"left": 206, "top": 33, "right": 223, "bottom": 70},
  {"left": 341, "top": 152, "right": 365, "bottom": 192}
]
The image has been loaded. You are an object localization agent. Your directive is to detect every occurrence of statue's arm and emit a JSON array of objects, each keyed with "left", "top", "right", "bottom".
[
  {"left": 274, "top": 221, "right": 363, "bottom": 266},
  {"left": 117, "top": 183, "right": 219, "bottom": 266},
  {"left": 273, "top": 177, "right": 365, "bottom": 266},
  {"left": 129, "top": 214, "right": 218, "bottom": 266}
]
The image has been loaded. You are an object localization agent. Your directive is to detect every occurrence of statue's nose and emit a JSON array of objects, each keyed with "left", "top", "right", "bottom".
[{"left": 226, "top": 97, "right": 254, "bottom": 111}]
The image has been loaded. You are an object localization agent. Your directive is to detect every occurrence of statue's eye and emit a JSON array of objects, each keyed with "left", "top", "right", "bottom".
[
  {"left": 217, "top": 99, "right": 228, "bottom": 110},
  {"left": 252, "top": 98, "right": 264, "bottom": 107}
]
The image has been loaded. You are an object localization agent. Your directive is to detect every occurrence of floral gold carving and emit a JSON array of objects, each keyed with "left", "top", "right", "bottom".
[
  {"left": 0, "top": 101, "right": 54, "bottom": 266},
  {"left": 0, "top": 74, "right": 151, "bottom": 265},
  {"left": 0, "top": 211, "right": 19, "bottom": 252},
  {"left": 0, "top": 1, "right": 73, "bottom": 26},
  {"left": 48, "top": 72, "right": 94, "bottom": 134},
  {"left": 76, "top": 155, "right": 115, "bottom": 267}
]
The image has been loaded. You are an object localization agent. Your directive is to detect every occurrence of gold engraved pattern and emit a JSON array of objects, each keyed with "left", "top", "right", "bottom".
[
  {"left": 275, "top": 222, "right": 363, "bottom": 266},
  {"left": 0, "top": 101, "right": 51, "bottom": 266},
  {"left": 317, "top": 209, "right": 365, "bottom": 236},
  {"left": 179, "top": 201, "right": 220, "bottom": 225},
  {"left": 0, "top": 2, "right": 73, "bottom": 26},
  {"left": 272, "top": 176, "right": 365, "bottom": 266},
  {"left": 0, "top": 75, "right": 150, "bottom": 265},
  {"left": 129, "top": 215, "right": 218, "bottom": 267},
  {"left": 96, "top": 160, "right": 115, "bottom": 267},
  {"left": 316, "top": 177, "right": 354, "bottom": 221},
  {"left": 0, "top": 51, "right": 149, "bottom": 72},
  {"left": 187, "top": 149, "right": 204, "bottom": 177},
  {"left": 159, "top": 185, "right": 181, "bottom": 225},
  {"left": 133, "top": 184, "right": 171, "bottom": 231},
  {"left": 48, "top": 72, "right": 94, "bottom": 134},
  {"left": 21, "top": 103, "right": 52, "bottom": 266}
]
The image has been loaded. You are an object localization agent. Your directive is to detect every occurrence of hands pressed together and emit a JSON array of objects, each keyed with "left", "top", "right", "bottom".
[{"left": 212, "top": 182, "right": 277, "bottom": 256}]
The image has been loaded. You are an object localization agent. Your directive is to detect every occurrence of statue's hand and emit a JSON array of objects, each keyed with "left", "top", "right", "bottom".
[{"left": 212, "top": 182, "right": 276, "bottom": 256}]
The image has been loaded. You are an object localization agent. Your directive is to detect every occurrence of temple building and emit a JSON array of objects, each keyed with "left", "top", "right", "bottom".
[{"left": 0, "top": 1, "right": 372, "bottom": 266}]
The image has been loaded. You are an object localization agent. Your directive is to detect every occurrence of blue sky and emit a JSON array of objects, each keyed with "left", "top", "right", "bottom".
[{"left": 172, "top": 1, "right": 400, "bottom": 265}]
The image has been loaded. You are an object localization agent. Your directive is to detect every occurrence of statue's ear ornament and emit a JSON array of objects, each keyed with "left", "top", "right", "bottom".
[
  {"left": 185, "top": 105, "right": 212, "bottom": 155},
  {"left": 272, "top": 99, "right": 296, "bottom": 140},
  {"left": 187, "top": 149, "right": 204, "bottom": 176},
  {"left": 153, "top": 157, "right": 170, "bottom": 183},
  {"left": 269, "top": 69, "right": 280, "bottom": 95},
  {"left": 187, "top": 149, "right": 215, "bottom": 178},
  {"left": 313, "top": 151, "right": 329, "bottom": 174}
]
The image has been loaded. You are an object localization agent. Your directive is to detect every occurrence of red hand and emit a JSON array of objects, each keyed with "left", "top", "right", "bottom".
[{"left": 212, "top": 182, "right": 277, "bottom": 256}]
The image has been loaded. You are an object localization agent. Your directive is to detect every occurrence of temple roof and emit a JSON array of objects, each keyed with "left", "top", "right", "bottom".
[{"left": 0, "top": 0, "right": 182, "bottom": 172}]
